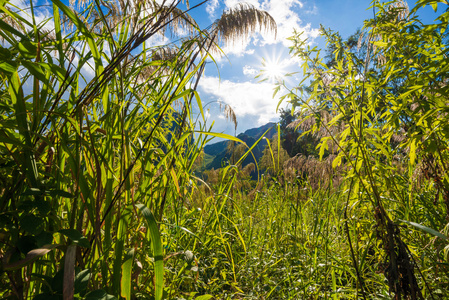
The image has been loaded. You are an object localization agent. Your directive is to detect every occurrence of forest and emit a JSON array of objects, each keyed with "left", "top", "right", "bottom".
[{"left": 0, "top": 0, "right": 448, "bottom": 299}]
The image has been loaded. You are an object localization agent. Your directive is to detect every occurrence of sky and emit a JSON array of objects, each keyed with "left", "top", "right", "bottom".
[
  {"left": 182, "top": 0, "right": 443, "bottom": 138},
  {"left": 9, "top": 0, "right": 443, "bottom": 140}
]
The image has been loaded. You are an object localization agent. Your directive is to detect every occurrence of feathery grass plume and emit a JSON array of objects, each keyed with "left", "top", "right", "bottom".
[
  {"left": 137, "top": 45, "right": 184, "bottom": 82},
  {"left": 242, "top": 162, "right": 256, "bottom": 177},
  {"left": 203, "top": 167, "right": 220, "bottom": 185},
  {"left": 219, "top": 102, "right": 238, "bottom": 131},
  {"left": 150, "top": 2, "right": 198, "bottom": 37},
  {"left": 202, "top": 2, "right": 277, "bottom": 55},
  {"left": 365, "top": 0, "right": 410, "bottom": 57},
  {"left": 283, "top": 154, "right": 343, "bottom": 190},
  {"left": 213, "top": 2, "right": 276, "bottom": 45}
]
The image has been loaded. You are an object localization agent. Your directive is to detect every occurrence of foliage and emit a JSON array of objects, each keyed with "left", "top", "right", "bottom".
[
  {"left": 273, "top": 0, "right": 449, "bottom": 298},
  {"left": 2, "top": 0, "right": 449, "bottom": 299},
  {"left": 0, "top": 0, "right": 275, "bottom": 299}
]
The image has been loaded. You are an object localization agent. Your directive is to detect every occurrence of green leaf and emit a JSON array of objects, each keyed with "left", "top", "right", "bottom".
[
  {"left": 332, "top": 155, "right": 342, "bottom": 169},
  {"left": 195, "top": 131, "right": 246, "bottom": 145},
  {"left": 59, "top": 229, "right": 90, "bottom": 248},
  {"left": 48, "top": 189, "right": 74, "bottom": 198},
  {"left": 35, "top": 231, "right": 54, "bottom": 247},
  {"left": 120, "top": 258, "right": 133, "bottom": 300},
  {"left": 84, "top": 290, "right": 118, "bottom": 300},
  {"left": 74, "top": 269, "right": 91, "bottom": 294},
  {"left": 51, "top": 0, "right": 103, "bottom": 74},
  {"left": 409, "top": 138, "right": 417, "bottom": 165},
  {"left": 21, "top": 61, "right": 48, "bottom": 84},
  {"left": 20, "top": 214, "right": 45, "bottom": 235},
  {"left": 195, "top": 295, "right": 214, "bottom": 300},
  {"left": 18, "top": 39, "right": 37, "bottom": 59},
  {"left": 136, "top": 204, "right": 163, "bottom": 300},
  {"left": 431, "top": 2, "right": 438, "bottom": 12},
  {"left": 0, "top": 60, "right": 18, "bottom": 75},
  {"left": 399, "top": 219, "right": 447, "bottom": 241},
  {"left": 3, "top": 244, "right": 59, "bottom": 271},
  {"left": 0, "top": 18, "right": 26, "bottom": 41}
]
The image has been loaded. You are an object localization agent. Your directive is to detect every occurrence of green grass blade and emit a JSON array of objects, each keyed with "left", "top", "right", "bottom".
[{"left": 136, "top": 203, "right": 163, "bottom": 300}]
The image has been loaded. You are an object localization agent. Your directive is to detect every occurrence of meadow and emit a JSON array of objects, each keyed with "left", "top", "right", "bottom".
[{"left": 0, "top": 0, "right": 448, "bottom": 299}]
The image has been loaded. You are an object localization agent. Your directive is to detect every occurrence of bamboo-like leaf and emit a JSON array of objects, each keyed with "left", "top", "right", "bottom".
[
  {"left": 3, "top": 244, "right": 59, "bottom": 271},
  {"left": 195, "top": 131, "right": 246, "bottom": 145},
  {"left": 195, "top": 295, "right": 214, "bottom": 300},
  {"left": 59, "top": 229, "right": 90, "bottom": 248},
  {"left": 399, "top": 219, "right": 448, "bottom": 241},
  {"left": 136, "top": 204, "right": 163, "bottom": 300},
  {"left": 120, "top": 258, "right": 133, "bottom": 300}
]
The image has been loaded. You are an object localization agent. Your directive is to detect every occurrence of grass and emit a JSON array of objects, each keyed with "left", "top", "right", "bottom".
[{"left": 1, "top": 0, "right": 449, "bottom": 299}]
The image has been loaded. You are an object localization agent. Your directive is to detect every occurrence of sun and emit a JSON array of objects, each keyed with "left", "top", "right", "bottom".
[
  {"left": 262, "top": 59, "right": 285, "bottom": 82},
  {"left": 260, "top": 51, "right": 288, "bottom": 83}
]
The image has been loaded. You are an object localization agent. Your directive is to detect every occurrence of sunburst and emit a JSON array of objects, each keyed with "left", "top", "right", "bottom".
[{"left": 260, "top": 50, "right": 289, "bottom": 83}]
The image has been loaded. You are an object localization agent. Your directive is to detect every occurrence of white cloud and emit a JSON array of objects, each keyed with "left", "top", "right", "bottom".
[
  {"left": 262, "top": 0, "right": 320, "bottom": 46},
  {"left": 199, "top": 76, "right": 287, "bottom": 126},
  {"left": 225, "top": 0, "right": 261, "bottom": 9},
  {"left": 305, "top": 4, "right": 318, "bottom": 15},
  {"left": 206, "top": 0, "right": 220, "bottom": 20},
  {"left": 220, "top": 42, "right": 255, "bottom": 58},
  {"left": 243, "top": 65, "right": 258, "bottom": 76}
]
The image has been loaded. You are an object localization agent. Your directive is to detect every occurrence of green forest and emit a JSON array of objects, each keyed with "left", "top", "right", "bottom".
[{"left": 1, "top": 0, "right": 449, "bottom": 299}]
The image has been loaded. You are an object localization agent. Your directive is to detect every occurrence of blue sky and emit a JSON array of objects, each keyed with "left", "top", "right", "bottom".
[
  {"left": 185, "top": 0, "right": 442, "bottom": 138},
  {"left": 13, "top": 0, "right": 442, "bottom": 139}
]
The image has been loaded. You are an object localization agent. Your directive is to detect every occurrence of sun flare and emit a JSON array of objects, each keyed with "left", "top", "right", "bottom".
[
  {"left": 263, "top": 60, "right": 285, "bottom": 81},
  {"left": 260, "top": 51, "right": 289, "bottom": 83}
]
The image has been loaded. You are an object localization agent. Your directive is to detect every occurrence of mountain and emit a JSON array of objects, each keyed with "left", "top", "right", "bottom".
[{"left": 203, "top": 122, "right": 277, "bottom": 173}]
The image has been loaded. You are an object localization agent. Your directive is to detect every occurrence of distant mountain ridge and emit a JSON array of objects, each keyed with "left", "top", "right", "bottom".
[{"left": 203, "top": 122, "right": 277, "bottom": 172}]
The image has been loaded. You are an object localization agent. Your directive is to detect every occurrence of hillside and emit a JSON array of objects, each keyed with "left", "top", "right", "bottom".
[{"left": 203, "top": 122, "right": 277, "bottom": 172}]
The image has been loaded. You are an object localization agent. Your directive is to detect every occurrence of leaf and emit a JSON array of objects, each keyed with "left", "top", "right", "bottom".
[
  {"left": 372, "top": 41, "right": 389, "bottom": 47},
  {"left": 18, "top": 39, "right": 37, "bottom": 59},
  {"left": 51, "top": 0, "right": 103, "bottom": 74},
  {"left": 59, "top": 229, "right": 90, "bottom": 248},
  {"left": 136, "top": 204, "right": 163, "bottom": 300},
  {"left": 195, "top": 295, "right": 214, "bottom": 300},
  {"left": 84, "top": 289, "right": 118, "bottom": 300},
  {"left": 35, "top": 231, "right": 54, "bottom": 248},
  {"left": 74, "top": 269, "right": 91, "bottom": 294},
  {"left": 20, "top": 214, "right": 45, "bottom": 235},
  {"left": 48, "top": 189, "right": 74, "bottom": 198},
  {"left": 21, "top": 61, "right": 48, "bottom": 84},
  {"left": 409, "top": 138, "right": 417, "bottom": 165},
  {"left": 120, "top": 258, "right": 133, "bottom": 300},
  {"left": 399, "top": 219, "right": 448, "bottom": 241},
  {"left": 195, "top": 131, "right": 246, "bottom": 145},
  {"left": 170, "top": 169, "right": 180, "bottom": 194},
  {"left": 431, "top": 2, "right": 438, "bottom": 12},
  {"left": 0, "top": 60, "right": 18, "bottom": 75},
  {"left": 332, "top": 155, "right": 342, "bottom": 169},
  {"left": 0, "top": 18, "right": 26, "bottom": 41},
  {"left": 3, "top": 244, "right": 59, "bottom": 271}
]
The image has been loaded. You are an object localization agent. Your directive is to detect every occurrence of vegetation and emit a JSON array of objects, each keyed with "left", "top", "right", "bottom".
[{"left": 1, "top": 0, "right": 449, "bottom": 299}]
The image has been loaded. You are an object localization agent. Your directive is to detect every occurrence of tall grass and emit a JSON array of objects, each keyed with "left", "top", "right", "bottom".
[
  {"left": 0, "top": 1, "right": 215, "bottom": 299},
  {"left": 1, "top": 0, "right": 448, "bottom": 299}
]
